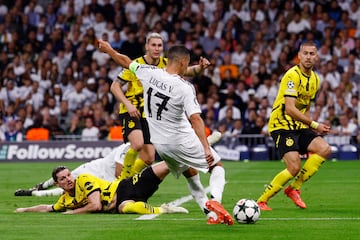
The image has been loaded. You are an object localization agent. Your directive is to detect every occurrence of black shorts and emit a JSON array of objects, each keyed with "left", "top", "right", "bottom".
[
  {"left": 270, "top": 128, "right": 319, "bottom": 159},
  {"left": 115, "top": 167, "right": 162, "bottom": 211},
  {"left": 119, "top": 111, "right": 151, "bottom": 144}
]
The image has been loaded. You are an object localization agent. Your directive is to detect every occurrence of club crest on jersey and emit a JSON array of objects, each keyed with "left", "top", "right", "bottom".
[
  {"left": 128, "top": 120, "right": 135, "bottom": 129},
  {"left": 84, "top": 181, "right": 93, "bottom": 191},
  {"left": 286, "top": 137, "right": 294, "bottom": 147},
  {"left": 287, "top": 81, "right": 295, "bottom": 89}
]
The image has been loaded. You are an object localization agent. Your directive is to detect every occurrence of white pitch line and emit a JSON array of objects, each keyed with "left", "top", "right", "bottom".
[
  {"left": 136, "top": 186, "right": 211, "bottom": 220},
  {"left": 136, "top": 217, "right": 360, "bottom": 221}
]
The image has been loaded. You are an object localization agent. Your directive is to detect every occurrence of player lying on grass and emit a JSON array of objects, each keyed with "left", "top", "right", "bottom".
[
  {"left": 15, "top": 163, "right": 188, "bottom": 214},
  {"left": 15, "top": 132, "right": 222, "bottom": 198},
  {"left": 15, "top": 143, "right": 131, "bottom": 197},
  {"left": 15, "top": 162, "right": 232, "bottom": 225}
]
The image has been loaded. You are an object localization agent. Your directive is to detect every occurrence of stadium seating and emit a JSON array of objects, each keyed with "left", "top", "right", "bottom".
[
  {"left": 234, "top": 144, "right": 250, "bottom": 161},
  {"left": 337, "top": 144, "right": 358, "bottom": 160},
  {"left": 329, "top": 144, "right": 339, "bottom": 160},
  {"left": 214, "top": 145, "right": 240, "bottom": 161},
  {"left": 250, "top": 144, "right": 269, "bottom": 161}
]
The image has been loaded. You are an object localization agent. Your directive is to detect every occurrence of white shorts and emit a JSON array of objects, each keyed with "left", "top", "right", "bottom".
[
  {"left": 154, "top": 140, "right": 221, "bottom": 178},
  {"left": 71, "top": 160, "right": 116, "bottom": 182}
]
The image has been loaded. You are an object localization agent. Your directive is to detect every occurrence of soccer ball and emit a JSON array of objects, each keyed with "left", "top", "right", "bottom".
[{"left": 233, "top": 199, "right": 261, "bottom": 224}]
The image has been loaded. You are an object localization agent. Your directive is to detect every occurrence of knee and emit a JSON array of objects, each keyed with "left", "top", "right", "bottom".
[
  {"left": 130, "top": 141, "right": 144, "bottom": 151},
  {"left": 319, "top": 143, "right": 332, "bottom": 159}
]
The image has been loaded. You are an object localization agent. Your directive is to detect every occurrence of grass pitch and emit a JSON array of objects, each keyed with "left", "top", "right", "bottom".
[{"left": 0, "top": 160, "right": 359, "bottom": 240}]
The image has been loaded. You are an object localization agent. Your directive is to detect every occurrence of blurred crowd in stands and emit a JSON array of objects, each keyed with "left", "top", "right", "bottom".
[{"left": 1, "top": 0, "right": 360, "bottom": 146}]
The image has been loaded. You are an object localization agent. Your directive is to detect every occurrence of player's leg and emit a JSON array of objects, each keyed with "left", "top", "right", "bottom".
[
  {"left": 208, "top": 162, "right": 226, "bottom": 203},
  {"left": 119, "top": 124, "right": 142, "bottom": 181},
  {"left": 117, "top": 162, "right": 187, "bottom": 214},
  {"left": 290, "top": 136, "right": 330, "bottom": 189},
  {"left": 131, "top": 143, "right": 155, "bottom": 175},
  {"left": 31, "top": 188, "right": 64, "bottom": 197},
  {"left": 207, "top": 130, "right": 222, "bottom": 146},
  {"left": 182, "top": 168, "right": 209, "bottom": 214},
  {"left": 130, "top": 119, "right": 155, "bottom": 175},
  {"left": 37, "top": 178, "right": 54, "bottom": 190},
  {"left": 180, "top": 132, "right": 224, "bottom": 212},
  {"left": 257, "top": 151, "right": 300, "bottom": 210},
  {"left": 121, "top": 200, "right": 188, "bottom": 214}
]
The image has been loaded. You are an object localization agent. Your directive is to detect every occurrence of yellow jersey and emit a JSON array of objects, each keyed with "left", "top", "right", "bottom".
[
  {"left": 117, "top": 56, "right": 168, "bottom": 114},
  {"left": 268, "top": 65, "right": 320, "bottom": 133},
  {"left": 53, "top": 174, "right": 120, "bottom": 212}
]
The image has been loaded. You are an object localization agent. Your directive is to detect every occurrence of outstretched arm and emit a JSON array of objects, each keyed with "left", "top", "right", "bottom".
[
  {"left": 96, "top": 39, "right": 132, "bottom": 69},
  {"left": 15, "top": 204, "right": 53, "bottom": 213},
  {"left": 63, "top": 191, "right": 103, "bottom": 214}
]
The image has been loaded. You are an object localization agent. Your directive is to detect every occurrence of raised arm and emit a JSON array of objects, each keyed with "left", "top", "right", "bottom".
[
  {"left": 96, "top": 39, "right": 132, "bottom": 69},
  {"left": 184, "top": 56, "right": 211, "bottom": 77}
]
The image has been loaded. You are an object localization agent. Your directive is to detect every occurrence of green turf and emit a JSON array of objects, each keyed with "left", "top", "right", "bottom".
[{"left": 0, "top": 160, "right": 359, "bottom": 240}]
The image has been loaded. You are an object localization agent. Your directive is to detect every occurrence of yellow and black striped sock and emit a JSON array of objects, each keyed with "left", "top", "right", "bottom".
[
  {"left": 130, "top": 158, "right": 149, "bottom": 176},
  {"left": 257, "top": 169, "right": 293, "bottom": 203},
  {"left": 290, "top": 154, "right": 326, "bottom": 190},
  {"left": 119, "top": 147, "right": 138, "bottom": 181},
  {"left": 122, "top": 201, "right": 161, "bottom": 214}
]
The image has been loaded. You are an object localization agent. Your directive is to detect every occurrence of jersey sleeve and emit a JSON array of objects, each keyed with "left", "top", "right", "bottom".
[
  {"left": 282, "top": 70, "right": 300, "bottom": 98},
  {"left": 183, "top": 84, "right": 201, "bottom": 117},
  {"left": 76, "top": 174, "right": 101, "bottom": 197},
  {"left": 52, "top": 195, "right": 67, "bottom": 212}
]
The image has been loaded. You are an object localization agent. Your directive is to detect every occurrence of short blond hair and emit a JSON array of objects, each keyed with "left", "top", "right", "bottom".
[{"left": 146, "top": 32, "right": 163, "bottom": 44}]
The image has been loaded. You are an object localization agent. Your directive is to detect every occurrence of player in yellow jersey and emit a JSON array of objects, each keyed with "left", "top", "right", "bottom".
[
  {"left": 256, "top": 41, "right": 332, "bottom": 211},
  {"left": 15, "top": 163, "right": 188, "bottom": 214},
  {"left": 111, "top": 32, "right": 211, "bottom": 181}
]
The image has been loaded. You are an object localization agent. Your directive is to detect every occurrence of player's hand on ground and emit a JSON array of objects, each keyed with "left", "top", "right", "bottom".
[
  {"left": 14, "top": 208, "right": 25, "bottom": 213},
  {"left": 62, "top": 210, "right": 74, "bottom": 214}
]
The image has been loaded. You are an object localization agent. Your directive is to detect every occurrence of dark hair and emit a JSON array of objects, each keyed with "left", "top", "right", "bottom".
[
  {"left": 52, "top": 166, "right": 68, "bottom": 182},
  {"left": 167, "top": 45, "right": 190, "bottom": 61}
]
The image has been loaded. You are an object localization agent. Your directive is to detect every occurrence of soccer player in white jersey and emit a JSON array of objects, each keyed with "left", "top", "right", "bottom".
[
  {"left": 97, "top": 40, "right": 233, "bottom": 225},
  {"left": 15, "top": 143, "right": 131, "bottom": 197}
]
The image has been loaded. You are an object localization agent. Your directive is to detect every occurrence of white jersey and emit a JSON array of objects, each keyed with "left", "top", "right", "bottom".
[
  {"left": 129, "top": 62, "right": 201, "bottom": 144},
  {"left": 129, "top": 62, "right": 221, "bottom": 176},
  {"left": 71, "top": 143, "right": 130, "bottom": 181}
]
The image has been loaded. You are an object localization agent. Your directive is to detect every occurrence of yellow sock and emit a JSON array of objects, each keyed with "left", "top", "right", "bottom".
[
  {"left": 119, "top": 147, "right": 138, "bottom": 181},
  {"left": 122, "top": 201, "right": 161, "bottom": 214},
  {"left": 290, "top": 154, "right": 326, "bottom": 190},
  {"left": 257, "top": 169, "right": 293, "bottom": 203},
  {"left": 130, "top": 158, "right": 149, "bottom": 176}
]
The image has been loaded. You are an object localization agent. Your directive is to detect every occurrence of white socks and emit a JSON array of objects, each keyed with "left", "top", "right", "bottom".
[
  {"left": 209, "top": 166, "right": 225, "bottom": 203},
  {"left": 41, "top": 178, "right": 55, "bottom": 189},
  {"left": 185, "top": 174, "right": 208, "bottom": 212},
  {"left": 32, "top": 188, "right": 64, "bottom": 197}
]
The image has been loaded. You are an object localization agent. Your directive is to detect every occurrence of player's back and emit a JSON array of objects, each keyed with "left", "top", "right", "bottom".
[{"left": 134, "top": 65, "right": 201, "bottom": 144}]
